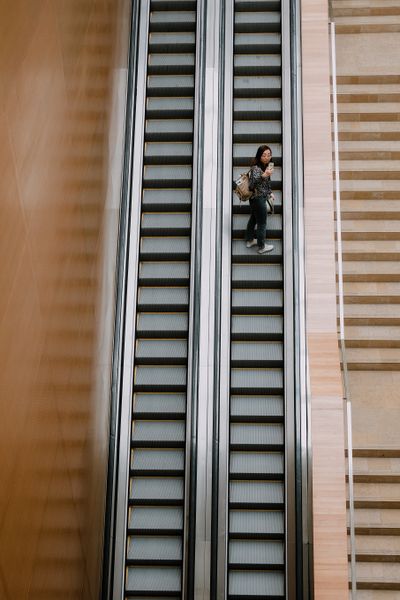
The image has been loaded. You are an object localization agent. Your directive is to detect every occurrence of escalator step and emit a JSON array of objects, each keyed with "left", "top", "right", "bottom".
[
  {"left": 131, "top": 421, "right": 186, "bottom": 446},
  {"left": 128, "top": 506, "right": 183, "bottom": 534},
  {"left": 134, "top": 366, "right": 187, "bottom": 392},
  {"left": 125, "top": 566, "right": 181, "bottom": 594},
  {"left": 229, "top": 510, "right": 285, "bottom": 539},
  {"left": 229, "top": 540, "right": 284, "bottom": 567},
  {"left": 230, "top": 395, "right": 283, "bottom": 420},
  {"left": 133, "top": 393, "right": 186, "bottom": 418},
  {"left": 131, "top": 449, "right": 185, "bottom": 474},
  {"left": 230, "top": 423, "right": 284, "bottom": 449},
  {"left": 137, "top": 287, "right": 189, "bottom": 312},
  {"left": 129, "top": 477, "right": 184, "bottom": 504},
  {"left": 136, "top": 339, "right": 187, "bottom": 364},
  {"left": 127, "top": 536, "right": 182, "bottom": 563},
  {"left": 230, "top": 452, "right": 284, "bottom": 479},
  {"left": 228, "top": 570, "right": 284, "bottom": 598}
]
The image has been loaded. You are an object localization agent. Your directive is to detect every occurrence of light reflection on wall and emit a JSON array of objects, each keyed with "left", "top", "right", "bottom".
[{"left": 0, "top": 1, "right": 130, "bottom": 598}]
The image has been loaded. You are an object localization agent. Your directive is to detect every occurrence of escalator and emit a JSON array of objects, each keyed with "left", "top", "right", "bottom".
[
  {"left": 109, "top": 0, "right": 301, "bottom": 598},
  {"left": 228, "top": 2, "right": 286, "bottom": 598},
  {"left": 113, "top": 1, "right": 198, "bottom": 597}
]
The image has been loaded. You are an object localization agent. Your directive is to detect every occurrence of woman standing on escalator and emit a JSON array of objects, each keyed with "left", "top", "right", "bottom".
[{"left": 245, "top": 144, "right": 275, "bottom": 254}]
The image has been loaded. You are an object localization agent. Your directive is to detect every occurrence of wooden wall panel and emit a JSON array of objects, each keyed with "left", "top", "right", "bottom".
[
  {"left": 0, "top": 1, "right": 131, "bottom": 598},
  {"left": 301, "top": 0, "right": 349, "bottom": 597}
]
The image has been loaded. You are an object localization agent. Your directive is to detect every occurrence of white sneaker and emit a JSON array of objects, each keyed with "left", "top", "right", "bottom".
[
  {"left": 258, "top": 244, "right": 274, "bottom": 254},
  {"left": 246, "top": 239, "right": 257, "bottom": 248}
]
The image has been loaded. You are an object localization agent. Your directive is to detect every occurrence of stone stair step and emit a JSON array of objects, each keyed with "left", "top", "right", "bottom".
[
  {"left": 344, "top": 347, "right": 400, "bottom": 370},
  {"left": 350, "top": 525, "right": 400, "bottom": 536},
  {"left": 352, "top": 474, "right": 400, "bottom": 483},
  {"left": 351, "top": 482, "right": 400, "bottom": 499},
  {"left": 343, "top": 281, "right": 400, "bottom": 298},
  {"left": 336, "top": 23, "right": 400, "bottom": 34},
  {"left": 351, "top": 535, "right": 400, "bottom": 554},
  {"left": 350, "top": 552, "right": 400, "bottom": 562},
  {"left": 351, "top": 449, "right": 400, "bottom": 459},
  {"left": 337, "top": 93, "right": 400, "bottom": 104},
  {"left": 350, "top": 509, "right": 400, "bottom": 526},
  {"left": 335, "top": 103, "right": 400, "bottom": 114},
  {"left": 351, "top": 454, "right": 400, "bottom": 469},
  {"left": 343, "top": 325, "right": 400, "bottom": 347},
  {"left": 341, "top": 303, "right": 400, "bottom": 319},
  {"left": 349, "top": 578, "right": 400, "bottom": 591},
  {"left": 348, "top": 591, "right": 400, "bottom": 600},
  {"left": 349, "top": 500, "right": 400, "bottom": 509}
]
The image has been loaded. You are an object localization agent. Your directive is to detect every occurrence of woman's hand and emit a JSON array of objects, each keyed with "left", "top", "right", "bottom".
[{"left": 262, "top": 167, "right": 273, "bottom": 178}]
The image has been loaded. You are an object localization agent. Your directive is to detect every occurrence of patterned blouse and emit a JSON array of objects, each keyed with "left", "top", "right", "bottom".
[{"left": 248, "top": 164, "right": 272, "bottom": 200}]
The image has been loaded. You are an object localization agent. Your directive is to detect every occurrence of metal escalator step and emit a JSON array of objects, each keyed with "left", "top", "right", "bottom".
[
  {"left": 233, "top": 97, "right": 282, "bottom": 120},
  {"left": 229, "top": 510, "right": 284, "bottom": 539},
  {"left": 234, "top": 32, "right": 281, "bottom": 53},
  {"left": 149, "top": 32, "right": 196, "bottom": 54},
  {"left": 141, "top": 237, "right": 190, "bottom": 261},
  {"left": 230, "top": 452, "right": 284, "bottom": 479},
  {"left": 128, "top": 506, "right": 183, "bottom": 534},
  {"left": 136, "top": 339, "right": 187, "bottom": 362},
  {"left": 235, "top": 1, "right": 281, "bottom": 11},
  {"left": 232, "top": 265, "right": 282, "bottom": 289},
  {"left": 139, "top": 262, "right": 189, "bottom": 285},
  {"left": 143, "top": 166, "right": 192, "bottom": 188},
  {"left": 228, "top": 570, "right": 284, "bottom": 598},
  {"left": 235, "top": 11, "right": 281, "bottom": 33},
  {"left": 146, "top": 119, "right": 193, "bottom": 141},
  {"left": 234, "top": 79, "right": 281, "bottom": 96},
  {"left": 150, "top": 11, "right": 196, "bottom": 33},
  {"left": 133, "top": 393, "right": 186, "bottom": 418},
  {"left": 229, "top": 540, "right": 284, "bottom": 567},
  {"left": 144, "top": 142, "right": 193, "bottom": 163},
  {"left": 231, "top": 315, "right": 283, "bottom": 341},
  {"left": 230, "top": 481, "right": 284, "bottom": 509},
  {"left": 134, "top": 366, "right": 187, "bottom": 392},
  {"left": 233, "top": 213, "right": 282, "bottom": 236},
  {"left": 147, "top": 75, "right": 194, "bottom": 96},
  {"left": 231, "top": 241, "right": 282, "bottom": 264},
  {"left": 230, "top": 395, "right": 284, "bottom": 421},
  {"left": 231, "top": 368, "right": 283, "bottom": 394},
  {"left": 131, "top": 449, "right": 185, "bottom": 475},
  {"left": 234, "top": 54, "right": 281, "bottom": 75},
  {"left": 146, "top": 98, "right": 194, "bottom": 119},
  {"left": 142, "top": 212, "right": 191, "bottom": 233},
  {"left": 151, "top": 0, "right": 197, "bottom": 9},
  {"left": 234, "top": 119, "right": 282, "bottom": 139},
  {"left": 233, "top": 142, "right": 281, "bottom": 159},
  {"left": 129, "top": 477, "right": 184, "bottom": 504},
  {"left": 138, "top": 287, "right": 189, "bottom": 312},
  {"left": 230, "top": 423, "right": 284, "bottom": 449},
  {"left": 231, "top": 341, "right": 283, "bottom": 366},
  {"left": 142, "top": 190, "right": 192, "bottom": 210},
  {"left": 148, "top": 53, "right": 195, "bottom": 76},
  {"left": 131, "top": 421, "right": 185, "bottom": 447},
  {"left": 137, "top": 313, "right": 188, "bottom": 337},
  {"left": 127, "top": 536, "right": 182, "bottom": 564},
  {"left": 232, "top": 290, "right": 283, "bottom": 314},
  {"left": 125, "top": 566, "right": 181, "bottom": 594}
]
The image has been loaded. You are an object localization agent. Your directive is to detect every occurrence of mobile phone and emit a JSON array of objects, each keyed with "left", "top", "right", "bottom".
[{"left": 268, "top": 162, "right": 274, "bottom": 172}]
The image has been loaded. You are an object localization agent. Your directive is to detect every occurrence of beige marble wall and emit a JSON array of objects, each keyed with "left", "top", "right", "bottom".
[
  {"left": 0, "top": 1, "right": 131, "bottom": 598},
  {"left": 301, "top": 0, "right": 349, "bottom": 597}
]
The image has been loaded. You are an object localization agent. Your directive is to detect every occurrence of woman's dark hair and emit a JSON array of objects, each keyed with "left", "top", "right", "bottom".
[{"left": 251, "top": 144, "right": 272, "bottom": 168}]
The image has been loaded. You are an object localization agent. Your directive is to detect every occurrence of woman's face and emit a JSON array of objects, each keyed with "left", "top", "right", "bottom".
[{"left": 260, "top": 148, "right": 272, "bottom": 165}]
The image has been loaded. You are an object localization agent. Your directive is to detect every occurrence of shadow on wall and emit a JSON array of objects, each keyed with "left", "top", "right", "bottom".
[{"left": 0, "top": 1, "right": 130, "bottom": 598}]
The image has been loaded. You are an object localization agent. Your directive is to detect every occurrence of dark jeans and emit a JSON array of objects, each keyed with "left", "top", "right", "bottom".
[{"left": 245, "top": 196, "right": 267, "bottom": 248}]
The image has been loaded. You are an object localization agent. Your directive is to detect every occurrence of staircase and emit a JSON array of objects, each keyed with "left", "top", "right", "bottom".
[{"left": 348, "top": 449, "right": 400, "bottom": 598}]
